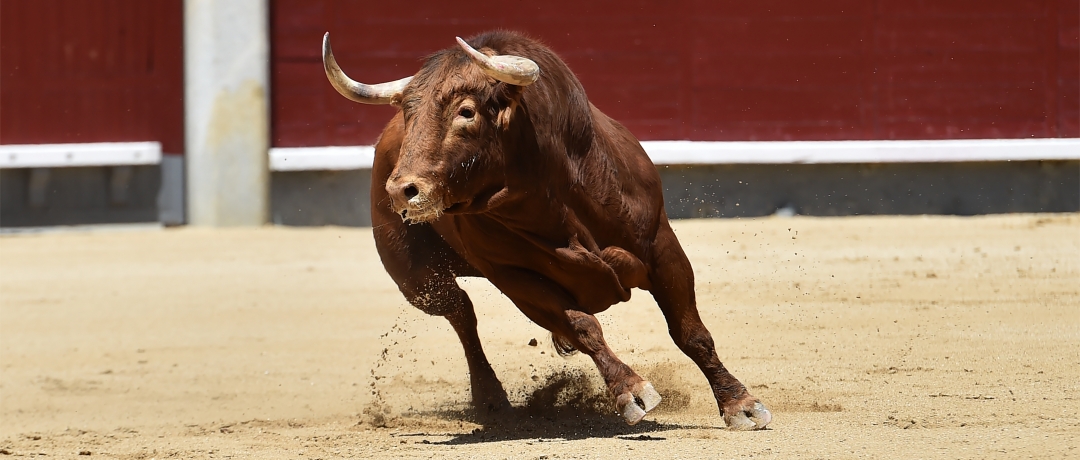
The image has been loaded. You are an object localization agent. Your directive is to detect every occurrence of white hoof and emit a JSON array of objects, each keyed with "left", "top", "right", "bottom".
[
  {"left": 749, "top": 401, "right": 772, "bottom": 428},
  {"left": 620, "top": 396, "right": 647, "bottom": 425},
  {"left": 724, "top": 401, "right": 772, "bottom": 431},
  {"left": 637, "top": 382, "right": 662, "bottom": 412},
  {"left": 617, "top": 381, "right": 662, "bottom": 425},
  {"left": 725, "top": 412, "right": 758, "bottom": 431}
]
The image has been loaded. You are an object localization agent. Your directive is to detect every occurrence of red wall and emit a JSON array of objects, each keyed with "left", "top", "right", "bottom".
[
  {"left": 271, "top": 0, "right": 1079, "bottom": 147},
  {"left": 0, "top": 0, "right": 185, "bottom": 153},
  {"left": 1, "top": 1, "right": 1074, "bottom": 152}
]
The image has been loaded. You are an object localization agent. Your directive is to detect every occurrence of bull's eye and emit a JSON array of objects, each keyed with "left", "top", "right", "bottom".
[{"left": 457, "top": 107, "right": 475, "bottom": 119}]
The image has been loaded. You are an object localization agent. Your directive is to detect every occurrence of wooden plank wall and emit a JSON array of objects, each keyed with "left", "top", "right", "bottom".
[
  {"left": 0, "top": 0, "right": 184, "bottom": 153},
  {"left": 271, "top": 0, "right": 1079, "bottom": 147}
]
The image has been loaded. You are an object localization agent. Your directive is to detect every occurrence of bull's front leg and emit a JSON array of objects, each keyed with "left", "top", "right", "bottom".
[
  {"left": 436, "top": 287, "right": 511, "bottom": 414},
  {"left": 372, "top": 216, "right": 509, "bottom": 414},
  {"left": 563, "top": 309, "right": 663, "bottom": 424},
  {"left": 647, "top": 220, "right": 772, "bottom": 430},
  {"left": 487, "top": 266, "right": 661, "bottom": 425}
]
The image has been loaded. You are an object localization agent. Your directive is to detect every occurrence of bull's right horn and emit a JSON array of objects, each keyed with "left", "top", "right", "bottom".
[
  {"left": 455, "top": 37, "right": 539, "bottom": 86},
  {"left": 323, "top": 32, "right": 412, "bottom": 105}
]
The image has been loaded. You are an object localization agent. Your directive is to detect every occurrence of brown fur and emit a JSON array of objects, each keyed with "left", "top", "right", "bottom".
[{"left": 363, "top": 30, "right": 763, "bottom": 422}]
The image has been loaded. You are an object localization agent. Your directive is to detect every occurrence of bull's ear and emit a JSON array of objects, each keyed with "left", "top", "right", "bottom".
[{"left": 496, "top": 85, "right": 525, "bottom": 129}]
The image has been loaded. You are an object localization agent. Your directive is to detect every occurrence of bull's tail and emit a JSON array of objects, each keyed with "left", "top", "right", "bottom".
[{"left": 551, "top": 333, "right": 578, "bottom": 357}]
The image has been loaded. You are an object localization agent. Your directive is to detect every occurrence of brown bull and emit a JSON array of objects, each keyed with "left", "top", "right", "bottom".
[{"left": 323, "top": 30, "right": 771, "bottom": 430}]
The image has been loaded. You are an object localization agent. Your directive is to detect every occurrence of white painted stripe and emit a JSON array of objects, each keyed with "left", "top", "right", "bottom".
[
  {"left": 269, "top": 146, "right": 375, "bottom": 171},
  {"left": 641, "top": 138, "right": 1080, "bottom": 165},
  {"left": 0, "top": 142, "right": 162, "bottom": 168},
  {"left": 268, "top": 138, "right": 1080, "bottom": 171},
  {"left": 0, "top": 222, "right": 165, "bottom": 235}
]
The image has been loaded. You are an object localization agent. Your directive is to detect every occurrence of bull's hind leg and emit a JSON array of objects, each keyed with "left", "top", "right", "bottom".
[
  {"left": 647, "top": 220, "right": 772, "bottom": 430},
  {"left": 371, "top": 214, "right": 509, "bottom": 413}
]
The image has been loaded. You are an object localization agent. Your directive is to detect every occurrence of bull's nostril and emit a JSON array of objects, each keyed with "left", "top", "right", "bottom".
[{"left": 403, "top": 184, "right": 419, "bottom": 200}]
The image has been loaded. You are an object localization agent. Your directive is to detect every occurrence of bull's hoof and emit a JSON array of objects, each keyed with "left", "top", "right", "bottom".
[
  {"left": 479, "top": 398, "right": 511, "bottom": 413},
  {"left": 617, "top": 381, "right": 662, "bottom": 425},
  {"left": 471, "top": 384, "right": 511, "bottom": 416},
  {"left": 475, "top": 393, "right": 511, "bottom": 414},
  {"left": 723, "top": 397, "right": 772, "bottom": 431},
  {"left": 636, "top": 382, "right": 662, "bottom": 412}
]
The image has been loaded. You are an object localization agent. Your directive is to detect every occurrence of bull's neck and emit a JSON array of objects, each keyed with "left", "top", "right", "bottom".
[{"left": 487, "top": 118, "right": 605, "bottom": 238}]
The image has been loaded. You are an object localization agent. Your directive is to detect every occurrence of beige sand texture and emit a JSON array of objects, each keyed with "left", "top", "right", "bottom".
[{"left": 1, "top": 214, "right": 1078, "bottom": 459}]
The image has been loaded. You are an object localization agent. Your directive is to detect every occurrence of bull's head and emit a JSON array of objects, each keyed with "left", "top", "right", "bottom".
[{"left": 323, "top": 33, "right": 540, "bottom": 223}]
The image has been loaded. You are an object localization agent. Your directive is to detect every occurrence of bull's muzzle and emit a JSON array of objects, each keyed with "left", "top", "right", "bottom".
[{"left": 386, "top": 178, "right": 445, "bottom": 224}]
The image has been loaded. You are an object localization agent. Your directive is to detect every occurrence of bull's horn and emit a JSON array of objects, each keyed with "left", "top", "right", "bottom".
[
  {"left": 455, "top": 37, "right": 539, "bottom": 86},
  {"left": 323, "top": 32, "right": 412, "bottom": 105}
]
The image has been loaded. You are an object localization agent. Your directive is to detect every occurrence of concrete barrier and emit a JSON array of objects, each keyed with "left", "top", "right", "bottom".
[
  {"left": 0, "top": 142, "right": 180, "bottom": 227},
  {"left": 267, "top": 139, "right": 1080, "bottom": 226}
]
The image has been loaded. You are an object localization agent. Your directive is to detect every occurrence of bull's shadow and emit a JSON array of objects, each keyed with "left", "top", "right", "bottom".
[
  {"left": 426, "top": 408, "right": 689, "bottom": 445},
  {"left": 397, "top": 370, "right": 709, "bottom": 444}
]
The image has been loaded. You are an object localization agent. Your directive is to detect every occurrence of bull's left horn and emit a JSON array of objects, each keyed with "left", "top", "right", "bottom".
[
  {"left": 323, "top": 32, "right": 412, "bottom": 105},
  {"left": 455, "top": 37, "right": 539, "bottom": 86}
]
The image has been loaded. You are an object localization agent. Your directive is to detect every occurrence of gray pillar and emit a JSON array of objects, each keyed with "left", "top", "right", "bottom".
[{"left": 184, "top": 0, "right": 269, "bottom": 226}]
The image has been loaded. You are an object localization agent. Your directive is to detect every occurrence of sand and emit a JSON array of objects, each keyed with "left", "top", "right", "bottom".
[{"left": 1, "top": 214, "right": 1078, "bottom": 459}]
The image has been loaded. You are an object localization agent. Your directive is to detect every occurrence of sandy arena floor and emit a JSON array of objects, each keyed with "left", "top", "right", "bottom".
[{"left": 1, "top": 214, "right": 1078, "bottom": 459}]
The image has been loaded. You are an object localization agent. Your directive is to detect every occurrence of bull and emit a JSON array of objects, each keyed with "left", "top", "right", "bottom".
[{"left": 322, "top": 30, "right": 771, "bottom": 430}]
